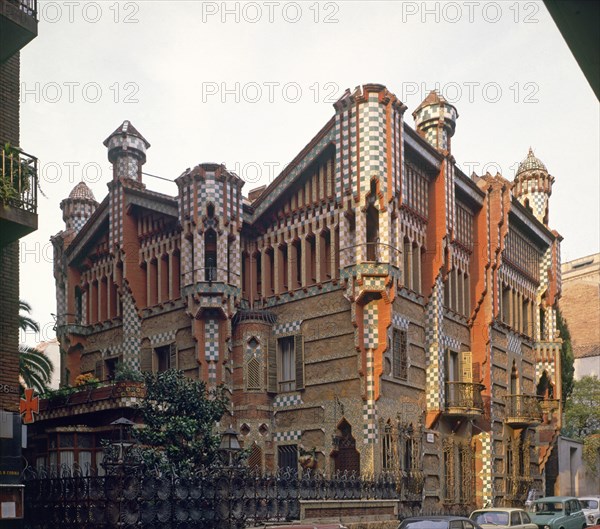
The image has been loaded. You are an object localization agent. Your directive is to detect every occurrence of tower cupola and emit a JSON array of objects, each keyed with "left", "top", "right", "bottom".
[
  {"left": 103, "top": 120, "right": 150, "bottom": 182},
  {"left": 412, "top": 90, "right": 458, "bottom": 153},
  {"left": 60, "top": 181, "right": 98, "bottom": 233},
  {"left": 513, "top": 148, "right": 554, "bottom": 225}
]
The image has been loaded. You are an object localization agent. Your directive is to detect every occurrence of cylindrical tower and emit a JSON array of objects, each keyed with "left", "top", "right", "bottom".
[
  {"left": 60, "top": 181, "right": 98, "bottom": 234},
  {"left": 103, "top": 120, "right": 150, "bottom": 182},
  {"left": 513, "top": 148, "right": 554, "bottom": 226},
  {"left": 412, "top": 90, "right": 458, "bottom": 153}
]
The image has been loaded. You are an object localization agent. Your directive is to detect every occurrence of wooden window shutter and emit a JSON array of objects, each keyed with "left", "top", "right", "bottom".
[
  {"left": 169, "top": 343, "right": 177, "bottom": 370},
  {"left": 294, "top": 334, "right": 305, "bottom": 390},
  {"left": 267, "top": 335, "right": 277, "bottom": 393},
  {"left": 460, "top": 351, "right": 472, "bottom": 383},
  {"left": 94, "top": 360, "right": 103, "bottom": 380},
  {"left": 140, "top": 346, "right": 153, "bottom": 373}
]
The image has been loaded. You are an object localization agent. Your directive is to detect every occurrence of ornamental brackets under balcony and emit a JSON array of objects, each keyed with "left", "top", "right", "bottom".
[
  {"left": 0, "top": 0, "right": 38, "bottom": 62},
  {"left": 443, "top": 382, "right": 485, "bottom": 419},
  {"left": 503, "top": 394, "right": 543, "bottom": 428}
]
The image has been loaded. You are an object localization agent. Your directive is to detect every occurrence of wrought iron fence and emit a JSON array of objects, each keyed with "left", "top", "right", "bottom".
[{"left": 23, "top": 463, "right": 402, "bottom": 529}]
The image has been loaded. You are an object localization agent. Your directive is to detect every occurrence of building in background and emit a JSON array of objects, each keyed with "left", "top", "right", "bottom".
[
  {"left": 560, "top": 253, "right": 600, "bottom": 379},
  {"left": 28, "top": 83, "right": 564, "bottom": 510},
  {"left": 32, "top": 339, "right": 61, "bottom": 390},
  {"left": 0, "top": 0, "right": 39, "bottom": 525}
]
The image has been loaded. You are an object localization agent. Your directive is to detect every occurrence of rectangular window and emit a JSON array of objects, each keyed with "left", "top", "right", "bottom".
[
  {"left": 278, "top": 336, "right": 295, "bottom": 392},
  {"left": 277, "top": 444, "right": 298, "bottom": 473},
  {"left": 392, "top": 328, "right": 408, "bottom": 380},
  {"left": 154, "top": 344, "right": 175, "bottom": 373}
]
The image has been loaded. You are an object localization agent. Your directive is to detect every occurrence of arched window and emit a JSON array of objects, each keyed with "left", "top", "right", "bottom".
[
  {"left": 366, "top": 182, "right": 379, "bottom": 262},
  {"left": 204, "top": 229, "right": 217, "bottom": 281}
]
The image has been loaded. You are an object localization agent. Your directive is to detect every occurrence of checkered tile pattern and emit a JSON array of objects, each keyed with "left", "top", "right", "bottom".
[
  {"left": 38, "top": 394, "right": 145, "bottom": 420},
  {"left": 208, "top": 363, "right": 217, "bottom": 385},
  {"left": 81, "top": 291, "right": 88, "bottom": 325},
  {"left": 109, "top": 184, "right": 123, "bottom": 249},
  {"left": 273, "top": 394, "right": 303, "bottom": 408},
  {"left": 363, "top": 303, "right": 379, "bottom": 349},
  {"left": 362, "top": 298, "right": 379, "bottom": 444},
  {"left": 121, "top": 290, "right": 141, "bottom": 370},
  {"left": 507, "top": 331, "right": 521, "bottom": 354},
  {"left": 392, "top": 313, "right": 409, "bottom": 330},
  {"left": 480, "top": 432, "right": 493, "bottom": 503},
  {"left": 413, "top": 101, "right": 457, "bottom": 153},
  {"left": 442, "top": 333, "right": 461, "bottom": 351},
  {"left": 528, "top": 191, "right": 548, "bottom": 224},
  {"left": 273, "top": 430, "right": 302, "bottom": 442},
  {"left": 446, "top": 157, "right": 455, "bottom": 232},
  {"left": 273, "top": 320, "right": 302, "bottom": 336},
  {"left": 149, "top": 330, "right": 176, "bottom": 347},
  {"left": 358, "top": 95, "right": 387, "bottom": 198},
  {"left": 193, "top": 230, "right": 204, "bottom": 284},
  {"left": 181, "top": 234, "right": 193, "bottom": 286},
  {"left": 363, "top": 399, "right": 378, "bottom": 444},
  {"left": 425, "top": 276, "right": 444, "bottom": 411},
  {"left": 205, "top": 319, "right": 219, "bottom": 361}
]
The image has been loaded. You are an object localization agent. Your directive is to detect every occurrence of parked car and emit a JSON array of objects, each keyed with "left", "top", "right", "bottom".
[
  {"left": 398, "top": 516, "right": 483, "bottom": 529},
  {"left": 579, "top": 496, "right": 600, "bottom": 526},
  {"left": 528, "top": 496, "right": 587, "bottom": 529},
  {"left": 470, "top": 507, "right": 537, "bottom": 528}
]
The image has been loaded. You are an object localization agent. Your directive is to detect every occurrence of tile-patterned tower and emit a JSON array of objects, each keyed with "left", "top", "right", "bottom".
[
  {"left": 412, "top": 90, "right": 458, "bottom": 153},
  {"left": 60, "top": 181, "right": 98, "bottom": 233},
  {"left": 513, "top": 148, "right": 554, "bottom": 225},
  {"left": 104, "top": 121, "right": 151, "bottom": 371}
]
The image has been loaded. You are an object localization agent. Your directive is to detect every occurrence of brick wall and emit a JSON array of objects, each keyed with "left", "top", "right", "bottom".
[
  {"left": 0, "top": 52, "right": 20, "bottom": 146},
  {"left": 0, "top": 48, "right": 22, "bottom": 412},
  {"left": 0, "top": 242, "right": 20, "bottom": 411}
]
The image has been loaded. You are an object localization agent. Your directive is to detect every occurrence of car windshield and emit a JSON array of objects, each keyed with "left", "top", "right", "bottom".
[
  {"left": 531, "top": 502, "right": 563, "bottom": 513},
  {"left": 581, "top": 500, "right": 599, "bottom": 509},
  {"left": 403, "top": 522, "right": 449, "bottom": 529},
  {"left": 471, "top": 511, "right": 509, "bottom": 525}
]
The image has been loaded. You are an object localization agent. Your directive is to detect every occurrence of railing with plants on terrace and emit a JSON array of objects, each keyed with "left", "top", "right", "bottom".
[{"left": 0, "top": 144, "right": 37, "bottom": 213}]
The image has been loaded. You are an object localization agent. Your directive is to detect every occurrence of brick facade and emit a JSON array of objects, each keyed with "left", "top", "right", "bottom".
[{"left": 37, "top": 84, "right": 564, "bottom": 510}]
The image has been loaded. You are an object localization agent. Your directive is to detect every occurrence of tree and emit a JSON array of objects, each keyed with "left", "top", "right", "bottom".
[
  {"left": 563, "top": 375, "right": 600, "bottom": 439},
  {"left": 18, "top": 300, "right": 53, "bottom": 394},
  {"left": 19, "top": 344, "right": 54, "bottom": 394},
  {"left": 134, "top": 369, "right": 229, "bottom": 473},
  {"left": 556, "top": 308, "right": 574, "bottom": 402}
]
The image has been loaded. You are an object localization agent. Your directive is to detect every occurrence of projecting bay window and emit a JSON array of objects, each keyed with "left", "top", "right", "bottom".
[{"left": 268, "top": 334, "right": 304, "bottom": 393}]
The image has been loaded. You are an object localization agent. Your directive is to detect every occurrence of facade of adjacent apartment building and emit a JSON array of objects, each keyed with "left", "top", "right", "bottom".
[
  {"left": 29, "top": 83, "right": 563, "bottom": 510},
  {"left": 0, "top": 0, "right": 39, "bottom": 525},
  {"left": 560, "top": 253, "right": 600, "bottom": 379}
]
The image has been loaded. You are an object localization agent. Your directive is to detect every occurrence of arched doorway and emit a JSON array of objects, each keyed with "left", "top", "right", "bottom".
[{"left": 331, "top": 419, "right": 360, "bottom": 474}]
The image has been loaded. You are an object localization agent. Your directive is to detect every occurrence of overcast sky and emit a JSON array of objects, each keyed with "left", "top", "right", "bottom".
[{"left": 18, "top": 0, "right": 599, "bottom": 345}]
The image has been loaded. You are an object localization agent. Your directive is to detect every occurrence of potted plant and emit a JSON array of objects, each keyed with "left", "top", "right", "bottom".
[{"left": 113, "top": 364, "right": 145, "bottom": 398}]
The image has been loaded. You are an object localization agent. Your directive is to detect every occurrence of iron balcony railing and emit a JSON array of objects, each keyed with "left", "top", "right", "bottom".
[
  {"left": 9, "top": 0, "right": 37, "bottom": 16},
  {"left": 444, "top": 382, "right": 485, "bottom": 416},
  {"left": 0, "top": 147, "right": 37, "bottom": 213},
  {"left": 503, "top": 394, "right": 543, "bottom": 426}
]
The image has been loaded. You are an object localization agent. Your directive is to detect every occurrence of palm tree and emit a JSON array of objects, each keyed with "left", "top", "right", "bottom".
[
  {"left": 19, "top": 344, "right": 54, "bottom": 394},
  {"left": 19, "top": 300, "right": 53, "bottom": 393}
]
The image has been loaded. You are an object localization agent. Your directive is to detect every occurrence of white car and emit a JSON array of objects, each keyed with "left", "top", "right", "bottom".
[
  {"left": 470, "top": 507, "right": 537, "bottom": 528},
  {"left": 579, "top": 496, "right": 600, "bottom": 526}
]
